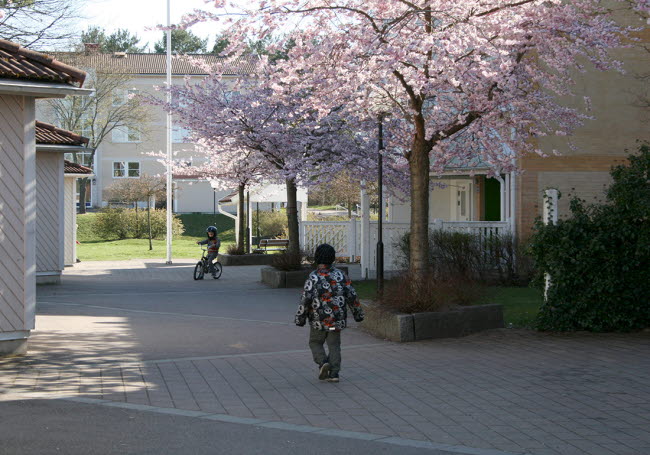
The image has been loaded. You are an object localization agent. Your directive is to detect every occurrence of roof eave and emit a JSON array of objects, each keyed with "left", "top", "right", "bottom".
[
  {"left": 0, "top": 79, "right": 94, "bottom": 98},
  {"left": 65, "top": 172, "right": 95, "bottom": 178},
  {"left": 36, "top": 144, "right": 93, "bottom": 153}
]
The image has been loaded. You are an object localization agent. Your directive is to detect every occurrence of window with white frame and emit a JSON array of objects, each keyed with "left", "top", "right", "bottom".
[
  {"left": 64, "top": 151, "right": 93, "bottom": 167},
  {"left": 112, "top": 88, "right": 140, "bottom": 106},
  {"left": 112, "top": 126, "right": 141, "bottom": 143},
  {"left": 113, "top": 161, "right": 140, "bottom": 178}
]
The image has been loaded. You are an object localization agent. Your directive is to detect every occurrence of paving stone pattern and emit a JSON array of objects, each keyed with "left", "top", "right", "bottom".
[{"left": 1, "top": 261, "right": 650, "bottom": 455}]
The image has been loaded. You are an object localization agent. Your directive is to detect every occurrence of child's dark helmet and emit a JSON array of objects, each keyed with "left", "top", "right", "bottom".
[{"left": 206, "top": 226, "right": 218, "bottom": 235}]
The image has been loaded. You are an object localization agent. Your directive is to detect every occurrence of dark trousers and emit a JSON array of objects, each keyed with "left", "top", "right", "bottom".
[
  {"left": 309, "top": 328, "right": 341, "bottom": 374},
  {"left": 207, "top": 252, "right": 218, "bottom": 273}
]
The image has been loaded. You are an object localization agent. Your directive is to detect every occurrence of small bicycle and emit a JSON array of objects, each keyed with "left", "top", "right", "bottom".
[{"left": 193, "top": 247, "right": 223, "bottom": 280}]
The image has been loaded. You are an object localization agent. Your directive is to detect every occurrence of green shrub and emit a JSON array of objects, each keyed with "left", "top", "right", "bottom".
[
  {"left": 94, "top": 208, "right": 184, "bottom": 240},
  {"left": 529, "top": 143, "right": 650, "bottom": 332},
  {"left": 252, "top": 210, "right": 288, "bottom": 238}
]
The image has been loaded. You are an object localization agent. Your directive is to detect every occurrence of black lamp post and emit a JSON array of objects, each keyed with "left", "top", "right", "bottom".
[{"left": 377, "top": 114, "right": 385, "bottom": 295}]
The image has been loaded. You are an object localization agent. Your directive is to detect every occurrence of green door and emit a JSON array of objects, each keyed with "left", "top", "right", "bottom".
[{"left": 484, "top": 177, "right": 501, "bottom": 221}]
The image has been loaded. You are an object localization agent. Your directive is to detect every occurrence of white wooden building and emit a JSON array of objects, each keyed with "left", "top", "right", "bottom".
[
  {"left": 34, "top": 122, "right": 92, "bottom": 284},
  {"left": 0, "top": 39, "right": 91, "bottom": 356}
]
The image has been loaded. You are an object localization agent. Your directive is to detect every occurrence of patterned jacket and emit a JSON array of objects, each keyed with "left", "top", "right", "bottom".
[{"left": 295, "top": 266, "right": 364, "bottom": 331}]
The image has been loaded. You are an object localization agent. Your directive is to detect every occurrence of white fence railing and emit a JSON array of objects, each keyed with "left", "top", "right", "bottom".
[
  {"left": 300, "top": 219, "right": 510, "bottom": 271},
  {"left": 300, "top": 220, "right": 358, "bottom": 260}
]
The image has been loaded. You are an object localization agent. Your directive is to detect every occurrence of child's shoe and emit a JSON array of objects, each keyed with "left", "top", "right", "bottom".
[
  {"left": 318, "top": 362, "right": 330, "bottom": 380},
  {"left": 327, "top": 372, "right": 339, "bottom": 383}
]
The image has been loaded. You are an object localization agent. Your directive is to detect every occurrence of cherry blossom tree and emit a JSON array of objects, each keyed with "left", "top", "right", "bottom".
[
  {"left": 150, "top": 60, "right": 377, "bottom": 254},
  {"left": 178, "top": 0, "right": 647, "bottom": 279},
  {"left": 173, "top": 144, "right": 266, "bottom": 250}
]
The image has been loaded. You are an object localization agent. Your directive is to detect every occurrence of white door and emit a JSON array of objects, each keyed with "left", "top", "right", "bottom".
[{"left": 453, "top": 181, "right": 472, "bottom": 222}]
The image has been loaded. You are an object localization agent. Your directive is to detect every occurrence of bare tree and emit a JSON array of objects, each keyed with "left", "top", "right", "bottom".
[
  {"left": 0, "top": 0, "right": 83, "bottom": 48},
  {"left": 103, "top": 174, "right": 166, "bottom": 250},
  {"left": 135, "top": 175, "right": 166, "bottom": 251},
  {"left": 104, "top": 177, "right": 144, "bottom": 236},
  {"left": 46, "top": 53, "right": 152, "bottom": 213}
]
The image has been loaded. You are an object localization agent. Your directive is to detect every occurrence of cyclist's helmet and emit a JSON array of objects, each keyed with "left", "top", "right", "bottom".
[{"left": 206, "top": 226, "right": 218, "bottom": 236}]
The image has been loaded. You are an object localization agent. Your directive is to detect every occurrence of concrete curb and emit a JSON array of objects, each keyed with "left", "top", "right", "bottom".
[{"left": 362, "top": 303, "right": 504, "bottom": 342}]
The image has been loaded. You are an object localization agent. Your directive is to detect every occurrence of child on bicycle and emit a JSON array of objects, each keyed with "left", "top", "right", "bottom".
[{"left": 197, "top": 226, "right": 221, "bottom": 277}]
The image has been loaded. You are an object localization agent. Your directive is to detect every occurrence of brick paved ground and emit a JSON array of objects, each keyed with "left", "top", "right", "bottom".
[{"left": 1, "top": 261, "right": 649, "bottom": 455}]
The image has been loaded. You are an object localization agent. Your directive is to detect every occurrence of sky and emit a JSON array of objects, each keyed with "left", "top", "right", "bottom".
[{"left": 76, "top": 0, "right": 234, "bottom": 51}]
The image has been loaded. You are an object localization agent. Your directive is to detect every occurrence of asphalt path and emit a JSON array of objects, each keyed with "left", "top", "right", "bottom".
[{"left": 0, "top": 399, "right": 452, "bottom": 455}]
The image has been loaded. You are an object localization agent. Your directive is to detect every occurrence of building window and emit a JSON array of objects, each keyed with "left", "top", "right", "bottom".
[
  {"left": 112, "top": 88, "right": 139, "bottom": 106},
  {"left": 112, "top": 126, "right": 141, "bottom": 143},
  {"left": 128, "top": 162, "right": 140, "bottom": 177},
  {"left": 113, "top": 161, "right": 140, "bottom": 178},
  {"left": 64, "top": 151, "right": 93, "bottom": 166},
  {"left": 172, "top": 126, "right": 191, "bottom": 143}
]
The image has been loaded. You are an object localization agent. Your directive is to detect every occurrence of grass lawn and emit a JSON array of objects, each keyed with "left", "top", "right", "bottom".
[
  {"left": 353, "top": 279, "right": 543, "bottom": 328},
  {"left": 76, "top": 212, "right": 235, "bottom": 261}
]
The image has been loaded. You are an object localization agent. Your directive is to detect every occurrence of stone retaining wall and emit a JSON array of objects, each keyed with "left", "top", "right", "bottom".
[{"left": 362, "top": 302, "right": 504, "bottom": 342}]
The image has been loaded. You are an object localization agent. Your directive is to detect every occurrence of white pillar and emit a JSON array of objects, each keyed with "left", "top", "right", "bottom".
[
  {"left": 348, "top": 217, "right": 357, "bottom": 262},
  {"left": 543, "top": 188, "right": 559, "bottom": 301},
  {"left": 248, "top": 197, "right": 253, "bottom": 252},
  {"left": 300, "top": 200, "right": 308, "bottom": 222},
  {"left": 510, "top": 172, "right": 517, "bottom": 238},
  {"left": 360, "top": 183, "right": 371, "bottom": 279},
  {"left": 504, "top": 174, "right": 511, "bottom": 224},
  {"left": 496, "top": 175, "right": 506, "bottom": 222}
]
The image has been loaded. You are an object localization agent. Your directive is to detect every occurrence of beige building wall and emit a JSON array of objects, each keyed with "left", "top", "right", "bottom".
[
  {"left": 94, "top": 75, "right": 239, "bottom": 211},
  {"left": 35, "top": 151, "right": 65, "bottom": 284},
  {"left": 388, "top": 177, "right": 473, "bottom": 223},
  {"left": 0, "top": 94, "right": 36, "bottom": 353},
  {"left": 517, "top": 8, "right": 649, "bottom": 238},
  {"left": 64, "top": 176, "right": 77, "bottom": 266}
]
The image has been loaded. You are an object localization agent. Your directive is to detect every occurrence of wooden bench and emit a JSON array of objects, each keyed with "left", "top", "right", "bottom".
[{"left": 254, "top": 238, "right": 290, "bottom": 254}]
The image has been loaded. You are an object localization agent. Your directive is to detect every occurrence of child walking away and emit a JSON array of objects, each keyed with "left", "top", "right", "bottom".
[
  {"left": 197, "top": 226, "right": 221, "bottom": 278},
  {"left": 295, "top": 243, "right": 364, "bottom": 383}
]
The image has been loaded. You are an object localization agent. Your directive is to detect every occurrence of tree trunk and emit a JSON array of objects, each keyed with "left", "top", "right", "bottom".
[
  {"left": 347, "top": 197, "right": 352, "bottom": 218},
  {"left": 135, "top": 203, "right": 140, "bottom": 238},
  {"left": 237, "top": 183, "right": 246, "bottom": 250},
  {"left": 147, "top": 198, "right": 153, "bottom": 251},
  {"left": 285, "top": 178, "right": 300, "bottom": 255},
  {"left": 409, "top": 138, "right": 431, "bottom": 282},
  {"left": 78, "top": 177, "right": 88, "bottom": 214}
]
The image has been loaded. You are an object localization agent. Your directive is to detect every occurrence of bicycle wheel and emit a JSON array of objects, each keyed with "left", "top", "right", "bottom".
[
  {"left": 193, "top": 261, "right": 205, "bottom": 280},
  {"left": 212, "top": 262, "right": 223, "bottom": 279}
]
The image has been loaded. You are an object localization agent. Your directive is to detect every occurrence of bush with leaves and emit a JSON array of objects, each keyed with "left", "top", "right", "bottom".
[
  {"left": 252, "top": 210, "right": 288, "bottom": 238},
  {"left": 529, "top": 143, "right": 650, "bottom": 332},
  {"left": 94, "top": 208, "right": 184, "bottom": 240}
]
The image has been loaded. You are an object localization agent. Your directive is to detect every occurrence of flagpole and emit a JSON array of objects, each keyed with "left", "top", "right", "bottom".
[{"left": 165, "top": 0, "right": 173, "bottom": 264}]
